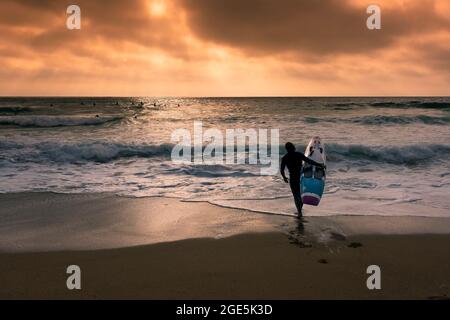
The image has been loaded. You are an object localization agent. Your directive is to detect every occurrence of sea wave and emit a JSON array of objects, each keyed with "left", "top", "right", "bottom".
[
  {"left": 0, "top": 106, "right": 32, "bottom": 114},
  {"left": 369, "top": 101, "right": 450, "bottom": 109},
  {"left": 34, "top": 142, "right": 174, "bottom": 163},
  {"left": 326, "top": 143, "right": 450, "bottom": 165},
  {"left": 1, "top": 140, "right": 450, "bottom": 166},
  {"left": 166, "top": 164, "right": 260, "bottom": 178},
  {"left": 305, "top": 114, "right": 450, "bottom": 125},
  {"left": 323, "top": 100, "right": 450, "bottom": 110},
  {"left": 0, "top": 115, "right": 122, "bottom": 127}
]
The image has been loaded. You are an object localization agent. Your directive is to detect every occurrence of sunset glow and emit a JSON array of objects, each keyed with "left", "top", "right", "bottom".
[
  {"left": 0, "top": 0, "right": 449, "bottom": 96},
  {"left": 148, "top": 0, "right": 166, "bottom": 17}
]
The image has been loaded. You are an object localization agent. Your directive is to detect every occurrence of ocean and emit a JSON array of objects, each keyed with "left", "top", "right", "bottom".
[{"left": 1, "top": 97, "right": 449, "bottom": 217}]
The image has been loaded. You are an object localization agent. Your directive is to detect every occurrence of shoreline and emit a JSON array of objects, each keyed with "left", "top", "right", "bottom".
[
  {"left": 0, "top": 192, "right": 283, "bottom": 253},
  {"left": 1, "top": 192, "right": 449, "bottom": 299},
  {"left": 1, "top": 192, "right": 450, "bottom": 253}
]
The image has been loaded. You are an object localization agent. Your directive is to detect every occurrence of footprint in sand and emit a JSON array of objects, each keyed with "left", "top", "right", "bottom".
[
  {"left": 288, "top": 236, "right": 313, "bottom": 248},
  {"left": 330, "top": 232, "right": 347, "bottom": 241},
  {"left": 347, "top": 242, "right": 363, "bottom": 248}
]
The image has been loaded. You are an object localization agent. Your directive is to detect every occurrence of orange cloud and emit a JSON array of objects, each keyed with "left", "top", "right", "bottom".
[{"left": 0, "top": 0, "right": 449, "bottom": 96}]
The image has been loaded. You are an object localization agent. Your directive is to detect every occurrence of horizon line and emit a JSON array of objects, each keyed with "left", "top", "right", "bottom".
[{"left": 1, "top": 95, "right": 449, "bottom": 98}]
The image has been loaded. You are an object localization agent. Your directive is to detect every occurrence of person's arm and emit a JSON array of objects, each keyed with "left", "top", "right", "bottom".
[
  {"left": 300, "top": 153, "right": 326, "bottom": 168},
  {"left": 280, "top": 157, "right": 289, "bottom": 183}
]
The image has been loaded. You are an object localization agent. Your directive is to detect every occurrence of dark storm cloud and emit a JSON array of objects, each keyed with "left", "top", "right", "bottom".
[
  {"left": 2, "top": 0, "right": 448, "bottom": 59},
  {"left": 0, "top": 0, "right": 189, "bottom": 57},
  {"left": 179, "top": 0, "right": 450, "bottom": 56}
]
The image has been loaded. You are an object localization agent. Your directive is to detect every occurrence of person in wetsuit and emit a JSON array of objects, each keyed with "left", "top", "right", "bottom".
[{"left": 280, "top": 142, "right": 326, "bottom": 215}]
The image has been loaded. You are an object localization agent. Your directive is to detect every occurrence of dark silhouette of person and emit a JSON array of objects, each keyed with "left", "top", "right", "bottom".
[{"left": 280, "top": 142, "right": 326, "bottom": 215}]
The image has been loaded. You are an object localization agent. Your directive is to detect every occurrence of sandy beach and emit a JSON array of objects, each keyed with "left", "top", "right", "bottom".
[{"left": 0, "top": 193, "right": 449, "bottom": 299}]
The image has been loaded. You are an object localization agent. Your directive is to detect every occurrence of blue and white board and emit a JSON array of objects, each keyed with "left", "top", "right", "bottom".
[{"left": 300, "top": 137, "right": 326, "bottom": 206}]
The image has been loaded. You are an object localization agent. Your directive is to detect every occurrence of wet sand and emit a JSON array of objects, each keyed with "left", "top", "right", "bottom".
[{"left": 0, "top": 193, "right": 449, "bottom": 299}]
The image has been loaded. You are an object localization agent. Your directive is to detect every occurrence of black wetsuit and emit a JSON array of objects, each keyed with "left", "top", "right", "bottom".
[{"left": 280, "top": 151, "right": 323, "bottom": 214}]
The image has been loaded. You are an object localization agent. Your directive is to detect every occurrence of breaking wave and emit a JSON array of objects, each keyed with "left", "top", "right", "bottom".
[
  {"left": 326, "top": 143, "right": 450, "bottom": 165},
  {"left": 1, "top": 140, "right": 450, "bottom": 166},
  {"left": 0, "top": 142, "right": 174, "bottom": 163}
]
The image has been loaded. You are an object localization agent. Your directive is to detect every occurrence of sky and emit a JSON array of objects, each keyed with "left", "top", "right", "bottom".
[{"left": 0, "top": 0, "right": 449, "bottom": 96}]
